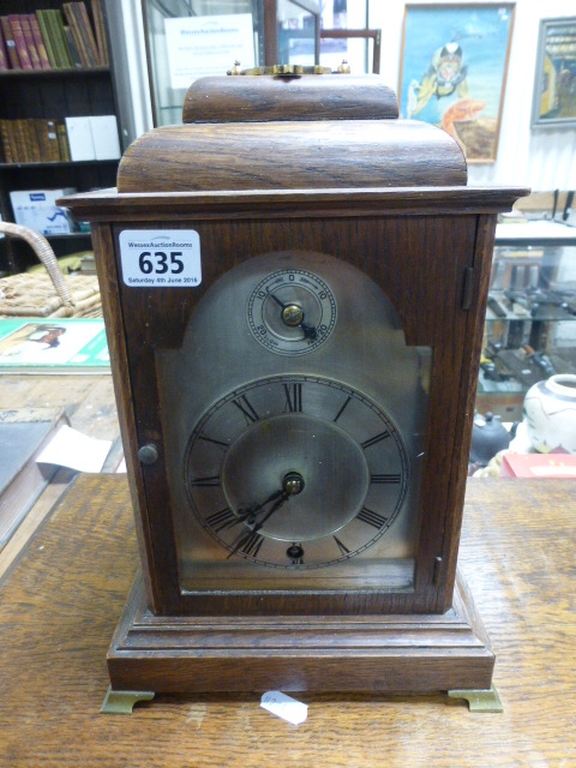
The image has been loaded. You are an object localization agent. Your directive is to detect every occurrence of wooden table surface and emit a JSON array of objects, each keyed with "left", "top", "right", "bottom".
[
  {"left": 0, "top": 472, "right": 574, "bottom": 767},
  {"left": 0, "top": 373, "right": 120, "bottom": 577},
  {"left": 0, "top": 373, "right": 118, "bottom": 443}
]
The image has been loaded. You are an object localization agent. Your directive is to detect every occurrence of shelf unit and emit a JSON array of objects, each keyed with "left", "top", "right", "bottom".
[
  {"left": 476, "top": 220, "right": 576, "bottom": 421},
  {"left": 0, "top": 1, "right": 121, "bottom": 274}
]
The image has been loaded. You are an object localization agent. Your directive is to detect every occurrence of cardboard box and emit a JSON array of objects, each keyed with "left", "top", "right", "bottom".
[{"left": 9, "top": 188, "right": 76, "bottom": 235}]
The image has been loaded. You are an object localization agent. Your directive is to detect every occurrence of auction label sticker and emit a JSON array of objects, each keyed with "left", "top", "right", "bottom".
[{"left": 119, "top": 230, "right": 201, "bottom": 287}]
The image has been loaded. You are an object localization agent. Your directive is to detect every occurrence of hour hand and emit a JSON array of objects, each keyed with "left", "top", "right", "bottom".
[
  {"left": 227, "top": 491, "right": 289, "bottom": 556},
  {"left": 235, "top": 487, "right": 286, "bottom": 525},
  {"left": 227, "top": 472, "right": 305, "bottom": 557}
]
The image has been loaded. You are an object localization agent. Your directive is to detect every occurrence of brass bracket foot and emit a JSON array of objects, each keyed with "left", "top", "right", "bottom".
[
  {"left": 100, "top": 686, "right": 155, "bottom": 714},
  {"left": 448, "top": 685, "right": 503, "bottom": 713}
]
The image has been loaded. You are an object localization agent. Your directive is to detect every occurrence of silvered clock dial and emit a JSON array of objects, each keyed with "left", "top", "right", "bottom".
[
  {"left": 184, "top": 374, "right": 409, "bottom": 568},
  {"left": 156, "top": 249, "right": 429, "bottom": 592}
]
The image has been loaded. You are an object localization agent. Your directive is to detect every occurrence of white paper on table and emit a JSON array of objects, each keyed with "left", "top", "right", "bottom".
[
  {"left": 35, "top": 424, "right": 112, "bottom": 473},
  {"left": 260, "top": 691, "right": 308, "bottom": 725}
]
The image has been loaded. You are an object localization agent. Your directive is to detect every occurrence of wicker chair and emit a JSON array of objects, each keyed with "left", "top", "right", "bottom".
[{"left": 0, "top": 222, "right": 101, "bottom": 318}]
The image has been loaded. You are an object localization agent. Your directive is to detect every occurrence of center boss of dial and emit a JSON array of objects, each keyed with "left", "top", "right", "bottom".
[
  {"left": 281, "top": 304, "right": 305, "bottom": 327},
  {"left": 221, "top": 413, "right": 369, "bottom": 542}
]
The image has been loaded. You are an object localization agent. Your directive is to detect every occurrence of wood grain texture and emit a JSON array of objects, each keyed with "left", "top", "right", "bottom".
[
  {"left": 85, "top": 210, "right": 486, "bottom": 617},
  {"left": 106, "top": 571, "right": 495, "bottom": 694},
  {"left": 0, "top": 373, "right": 119, "bottom": 579},
  {"left": 90, "top": 223, "right": 165, "bottom": 612},
  {"left": 182, "top": 75, "right": 399, "bottom": 123},
  {"left": 59, "top": 184, "right": 527, "bottom": 619},
  {"left": 0, "top": 374, "right": 117, "bottom": 441},
  {"left": 117, "top": 119, "right": 467, "bottom": 193},
  {"left": 61, "top": 187, "right": 527, "bottom": 222},
  {"left": 0, "top": 475, "right": 574, "bottom": 767},
  {"left": 122, "top": 76, "right": 463, "bottom": 193}
]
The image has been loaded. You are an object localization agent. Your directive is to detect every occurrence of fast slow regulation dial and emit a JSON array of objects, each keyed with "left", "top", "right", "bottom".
[{"left": 247, "top": 267, "right": 337, "bottom": 355}]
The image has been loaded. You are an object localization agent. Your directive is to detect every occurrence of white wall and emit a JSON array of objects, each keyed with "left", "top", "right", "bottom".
[
  {"left": 113, "top": 0, "right": 576, "bottom": 190},
  {"left": 370, "top": 0, "right": 576, "bottom": 189}
]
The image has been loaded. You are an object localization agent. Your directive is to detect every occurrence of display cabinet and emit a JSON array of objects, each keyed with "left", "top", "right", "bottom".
[
  {"left": 476, "top": 221, "right": 576, "bottom": 420},
  {"left": 141, "top": 0, "right": 380, "bottom": 128},
  {"left": 141, "top": 0, "right": 266, "bottom": 128},
  {"left": 272, "top": 0, "right": 320, "bottom": 68}
]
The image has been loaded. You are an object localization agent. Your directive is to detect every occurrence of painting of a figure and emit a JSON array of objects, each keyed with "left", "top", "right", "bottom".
[
  {"left": 531, "top": 17, "right": 576, "bottom": 128},
  {"left": 399, "top": 4, "right": 515, "bottom": 162}
]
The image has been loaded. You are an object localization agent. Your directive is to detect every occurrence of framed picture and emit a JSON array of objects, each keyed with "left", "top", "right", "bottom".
[
  {"left": 398, "top": 4, "right": 515, "bottom": 163},
  {"left": 531, "top": 17, "right": 576, "bottom": 129}
]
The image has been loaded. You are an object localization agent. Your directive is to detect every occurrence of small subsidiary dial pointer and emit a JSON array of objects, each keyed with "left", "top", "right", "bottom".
[{"left": 269, "top": 294, "right": 318, "bottom": 340}]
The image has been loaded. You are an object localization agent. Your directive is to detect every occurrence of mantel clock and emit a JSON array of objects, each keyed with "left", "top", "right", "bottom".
[{"left": 62, "top": 73, "right": 526, "bottom": 710}]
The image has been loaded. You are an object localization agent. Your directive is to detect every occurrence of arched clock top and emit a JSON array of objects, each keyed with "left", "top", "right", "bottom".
[
  {"left": 164, "top": 250, "right": 425, "bottom": 424},
  {"left": 117, "top": 75, "right": 466, "bottom": 194}
]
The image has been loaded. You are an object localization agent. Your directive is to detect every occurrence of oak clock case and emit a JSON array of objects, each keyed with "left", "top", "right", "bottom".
[
  {"left": 60, "top": 74, "right": 526, "bottom": 699},
  {"left": 158, "top": 250, "right": 430, "bottom": 594}
]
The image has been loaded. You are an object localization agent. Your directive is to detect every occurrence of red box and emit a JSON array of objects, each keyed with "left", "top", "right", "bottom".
[{"left": 501, "top": 453, "right": 576, "bottom": 478}]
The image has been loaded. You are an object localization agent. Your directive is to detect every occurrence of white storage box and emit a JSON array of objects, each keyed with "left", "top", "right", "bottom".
[{"left": 9, "top": 188, "right": 77, "bottom": 235}]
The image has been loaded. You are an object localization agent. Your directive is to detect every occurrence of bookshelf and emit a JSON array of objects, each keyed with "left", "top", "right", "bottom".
[{"left": 0, "top": 0, "right": 121, "bottom": 274}]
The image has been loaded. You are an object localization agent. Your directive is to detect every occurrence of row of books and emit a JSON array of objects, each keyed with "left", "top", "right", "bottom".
[
  {"left": 0, "top": 2, "right": 108, "bottom": 72},
  {"left": 0, "top": 118, "right": 69, "bottom": 164},
  {"left": 0, "top": 115, "right": 120, "bottom": 164}
]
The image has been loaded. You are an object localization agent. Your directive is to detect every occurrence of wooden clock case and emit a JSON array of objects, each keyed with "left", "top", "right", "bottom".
[{"left": 62, "top": 74, "right": 526, "bottom": 702}]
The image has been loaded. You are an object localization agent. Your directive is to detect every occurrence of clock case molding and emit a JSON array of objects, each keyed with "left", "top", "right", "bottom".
[{"left": 62, "top": 74, "right": 526, "bottom": 699}]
